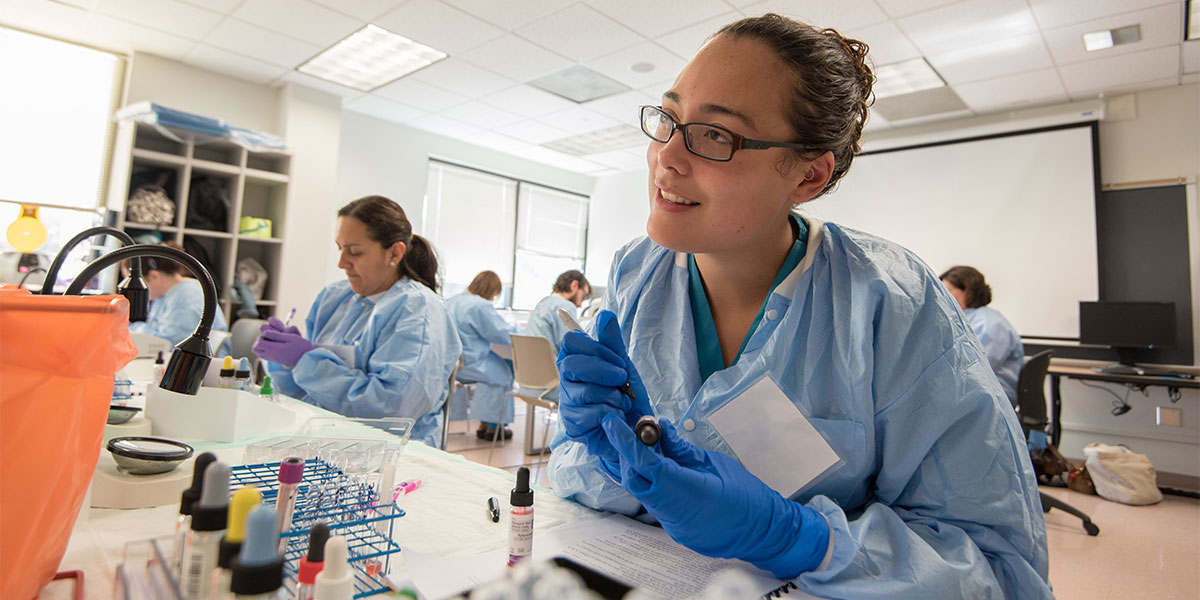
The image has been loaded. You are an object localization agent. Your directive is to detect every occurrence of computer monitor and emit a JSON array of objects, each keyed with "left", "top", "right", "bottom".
[{"left": 1079, "top": 301, "right": 1176, "bottom": 367}]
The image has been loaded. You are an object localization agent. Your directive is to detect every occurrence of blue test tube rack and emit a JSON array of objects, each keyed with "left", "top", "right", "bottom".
[{"left": 228, "top": 458, "right": 404, "bottom": 598}]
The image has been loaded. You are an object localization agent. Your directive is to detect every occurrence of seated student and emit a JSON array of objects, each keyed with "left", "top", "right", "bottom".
[
  {"left": 549, "top": 14, "right": 1051, "bottom": 598},
  {"left": 129, "top": 241, "right": 230, "bottom": 355},
  {"left": 253, "top": 195, "right": 461, "bottom": 447},
  {"left": 518, "top": 270, "right": 590, "bottom": 400},
  {"left": 445, "top": 270, "right": 518, "bottom": 441},
  {"left": 941, "top": 265, "right": 1024, "bottom": 404}
]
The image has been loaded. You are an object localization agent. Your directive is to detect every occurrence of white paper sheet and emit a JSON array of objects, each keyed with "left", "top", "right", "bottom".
[
  {"left": 405, "top": 513, "right": 818, "bottom": 600},
  {"left": 707, "top": 376, "right": 841, "bottom": 497}
]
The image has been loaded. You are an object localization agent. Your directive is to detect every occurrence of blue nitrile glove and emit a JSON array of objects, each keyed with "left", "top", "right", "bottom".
[
  {"left": 262, "top": 316, "right": 301, "bottom": 336},
  {"left": 601, "top": 415, "right": 831, "bottom": 579},
  {"left": 557, "top": 310, "right": 654, "bottom": 472},
  {"left": 252, "top": 328, "right": 315, "bottom": 368}
]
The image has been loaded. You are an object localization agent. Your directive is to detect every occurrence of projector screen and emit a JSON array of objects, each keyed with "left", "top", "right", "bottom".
[{"left": 804, "top": 124, "right": 1099, "bottom": 338}]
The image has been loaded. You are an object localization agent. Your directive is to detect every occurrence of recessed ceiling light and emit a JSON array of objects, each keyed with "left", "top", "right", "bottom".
[
  {"left": 630, "top": 62, "right": 655, "bottom": 73},
  {"left": 1082, "top": 24, "right": 1141, "bottom": 52},
  {"left": 872, "top": 58, "right": 945, "bottom": 100},
  {"left": 297, "top": 25, "right": 446, "bottom": 92},
  {"left": 529, "top": 65, "right": 631, "bottom": 103},
  {"left": 543, "top": 124, "right": 645, "bottom": 156}
]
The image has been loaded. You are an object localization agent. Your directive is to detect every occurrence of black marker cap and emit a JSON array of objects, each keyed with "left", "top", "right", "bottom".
[
  {"left": 510, "top": 466, "right": 533, "bottom": 507},
  {"left": 179, "top": 452, "right": 217, "bottom": 516}
]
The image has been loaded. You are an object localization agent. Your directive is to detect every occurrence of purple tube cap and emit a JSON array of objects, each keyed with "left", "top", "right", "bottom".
[{"left": 277, "top": 457, "right": 305, "bottom": 484}]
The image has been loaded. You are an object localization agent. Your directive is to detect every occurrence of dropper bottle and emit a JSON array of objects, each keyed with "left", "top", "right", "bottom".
[
  {"left": 259, "top": 375, "right": 276, "bottom": 403},
  {"left": 294, "top": 522, "right": 331, "bottom": 600},
  {"left": 235, "top": 357, "right": 253, "bottom": 392},
  {"left": 182, "top": 461, "right": 231, "bottom": 600},
  {"left": 507, "top": 466, "right": 534, "bottom": 567},
  {"left": 175, "top": 452, "right": 217, "bottom": 579},
  {"left": 313, "top": 536, "right": 352, "bottom": 600},
  {"left": 211, "top": 486, "right": 262, "bottom": 599},
  {"left": 219, "top": 356, "right": 236, "bottom": 388},
  {"left": 154, "top": 350, "right": 167, "bottom": 385},
  {"left": 230, "top": 505, "right": 289, "bottom": 599}
]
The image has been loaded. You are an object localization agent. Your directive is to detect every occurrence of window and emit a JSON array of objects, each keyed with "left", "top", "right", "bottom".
[{"left": 422, "top": 161, "right": 588, "bottom": 310}]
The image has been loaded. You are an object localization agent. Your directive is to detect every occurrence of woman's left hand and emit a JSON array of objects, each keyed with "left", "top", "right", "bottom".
[
  {"left": 600, "top": 415, "right": 832, "bottom": 580},
  {"left": 253, "top": 329, "right": 315, "bottom": 367}
]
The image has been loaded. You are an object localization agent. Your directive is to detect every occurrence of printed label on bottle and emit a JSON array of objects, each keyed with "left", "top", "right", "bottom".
[
  {"left": 507, "top": 508, "right": 533, "bottom": 566},
  {"left": 181, "top": 537, "right": 217, "bottom": 599}
]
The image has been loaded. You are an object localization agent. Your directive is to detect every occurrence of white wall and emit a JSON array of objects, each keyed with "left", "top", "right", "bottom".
[
  {"left": 585, "top": 169, "right": 650, "bottom": 287},
  {"left": 125, "top": 52, "right": 279, "bottom": 135}
]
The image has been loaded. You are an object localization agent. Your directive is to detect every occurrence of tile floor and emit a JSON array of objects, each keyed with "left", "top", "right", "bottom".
[{"left": 447, "top": 404, "right": 1200, "bottom": 599}]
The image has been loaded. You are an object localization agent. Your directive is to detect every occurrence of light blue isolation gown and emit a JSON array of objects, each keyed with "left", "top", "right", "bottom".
[
  {"left": 965, "top": 306, "right": 1025, "bottom": 405},
  {"left": 266, "top": 279, "right": 461, "bottom": 447},
  {"left": 517, "top": 294, "right": 578, "bottom": 401},
  {"left": 130, "top": 278, "right": 230, "bottom": 355},
  {"left": 444, "top": 293, "right": 515, "bottom": 424},
  {"left": 548, "top": 219, "right": 1052, "bottom": 599}
]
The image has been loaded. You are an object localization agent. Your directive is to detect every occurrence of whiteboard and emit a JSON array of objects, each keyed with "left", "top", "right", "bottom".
[{"left": 804, "top": 125, "right": 1098, "bottom": 338}]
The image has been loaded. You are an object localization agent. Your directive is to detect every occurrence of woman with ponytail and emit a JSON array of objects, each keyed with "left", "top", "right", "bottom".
[
  {"left": 253, "top": 195, "right": 462, "bottom": 447},
  {"left": 550, "top": 14, "right": 1050, "bottom": 598}
]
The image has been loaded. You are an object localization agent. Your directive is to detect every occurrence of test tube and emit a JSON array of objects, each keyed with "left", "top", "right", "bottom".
[{"left": 275, "top": 457, "right": 305, "bottom": 553}]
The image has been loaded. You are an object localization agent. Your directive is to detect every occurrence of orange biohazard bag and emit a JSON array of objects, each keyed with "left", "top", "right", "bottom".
[{"left": 0, "top": 285, "right": 138, "bottom": 599}]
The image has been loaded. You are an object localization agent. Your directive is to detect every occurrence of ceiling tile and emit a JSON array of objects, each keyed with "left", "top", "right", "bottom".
[
  {"left": 1058, "top": 45, "right": 1181, "bottom": 98},
  {"left": 539, "top": 105, "right": 618, "bottom": 135},
  {"left": 874, "top": 0, "right": 962, "bottom": 19},
  {"left": 178, "top": 0, "right": 241, "bottom": 13},
  {"left": 373, "top": 0, "right": 504, "bottom": 55},
  {"left": 951, "top": 68, "right": 1068, "bottom": 112},
  {"left": 494, "top": 119, "right": 571, "bottom": 144},
  {"left": 583, "top": 42, "right": 688, "bottom": 90},
  {"left": 585, "top": 0, "right": 731, "bottom": 38},
  {"left": 519, "top": 145, "right": 607, "bottom": 173},
  {"left": 898, "top": 0, "right": 1038, "bottom": 56},
  {"left": 441, "top": 0, "right": 575, "bottom": 30},
  {"left": 441, "top": 101, "right": 525, "bottom": 129},
  {"left": 1184, "top": 40, "right": 1199, "bottom": 74},
  {"left": 862, "top": 111, "right": 892, "bottom": 131},
  {"left": 183, "top": 44, "right": 290, "bottom": 84},
  {"left": 1043, "top": 4, "right": 1182, "bottom": 67},
  {"left": 582, "top": 89, "right": 657, "bottom": 122},
  {"left": 307, "top": 0, "right": 408, "bottom": 21},
  {"left": 280, "top": 71, "right": 367, "bottom": 100},
  {"left": 232, "top": 0, "right": 363, "bottom": 49},
  {"left": 928, "top": 32, "right": 1053, "bottom": 85},
  {"left": 408, "top": 58, "right": 516, "bottom": 98},
  {"left": 586, "top": 148, "right": 649, "bottom": 170},
  {"left": 1182, "top": 73, "right": 1199, "bottom": 85},
  {"left": 739, "top": 0, "right": 889, "bottom": 32},
  {"left": 481, "top": 85, "right": 577, "bottom": 119},
  {"left": 639, "top": 78, "right": 676, "bottom": 99},
  {"left": 462, "top": 131, "right": 532, "bottom": 154},
  {"left": 96, "top": 0, "right": 223, "bottom": 41},
  {"left": 406, "top": 114, "right": 483, "bottom": 138},
  {"left": 458, "top": 34, "right": 573, "bottom": 83},
  {"left": 844, "top": 21, "right": 923, "bottom": 67},
  {"left": 344, "top": 94, "right": 426, "bottom": 124},
  {"left": 204, "top": 18, "right": 322, "bottom": 68},
  {"left": 87, "top": 13, "right": 198, "bottom": 61},
  {"left": 371, "top": 77, "right": 469, "bottom": 112},
  {"left": 515, "top": 3, "right": 642, "bottom": 61},
  {"left": 0, "top": 0, "right": 94, "bottom": 43},
  {"left": 654, "top": 11, "right": 741, "bottom": 60},
  {"left": 1028, "top": 0, "right": 1175, "bottom": 30}
]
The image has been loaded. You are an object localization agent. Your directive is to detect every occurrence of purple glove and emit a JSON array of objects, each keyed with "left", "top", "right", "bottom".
[
  {"left": 262, "top": 316, "right": 301, "bottom": 336},
  {"left": 253, "top": 328, "right": 315, "bottom": 367}
]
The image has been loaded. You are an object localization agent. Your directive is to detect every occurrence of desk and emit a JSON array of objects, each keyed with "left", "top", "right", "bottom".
[{"left": 1046, "top": 359, "right": 1198, "bottom": 448}]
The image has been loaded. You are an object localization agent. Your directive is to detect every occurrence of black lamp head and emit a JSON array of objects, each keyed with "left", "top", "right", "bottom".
[
  {"left": 119, "top": 273, "right": 150, "bottom": 322},
  {"left": 160, "top": 332, "right": 212, "bottom": 395}
]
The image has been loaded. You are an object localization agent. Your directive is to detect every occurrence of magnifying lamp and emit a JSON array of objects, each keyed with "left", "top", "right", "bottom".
[
  {"left": 42, "top": 226, "right": 149, "bottom": 322},
  {"left": 65, "top": 244, "right": 217, "bottom": 395}
]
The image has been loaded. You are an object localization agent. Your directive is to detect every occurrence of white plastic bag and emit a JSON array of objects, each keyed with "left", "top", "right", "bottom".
[{"left": 1082, "top": 443, "right": 1163, "bottom": 505}]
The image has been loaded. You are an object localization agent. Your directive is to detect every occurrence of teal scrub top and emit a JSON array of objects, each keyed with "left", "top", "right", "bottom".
[{"left": 688, "top": 214, "right": 809, "bottom": 382}]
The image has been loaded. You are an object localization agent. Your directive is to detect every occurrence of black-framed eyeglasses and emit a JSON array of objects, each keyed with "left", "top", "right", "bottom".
[{"left": 639, "top": 105, "right": 821, "bottom": 162}]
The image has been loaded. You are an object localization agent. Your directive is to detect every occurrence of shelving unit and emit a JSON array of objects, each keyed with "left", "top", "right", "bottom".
[{"left": 107, "top": 120, "right": 290, "bottom": 323}]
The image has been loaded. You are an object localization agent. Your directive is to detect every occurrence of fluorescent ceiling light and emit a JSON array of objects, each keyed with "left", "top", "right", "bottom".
[
  {"left": 1189, "top": 0, "right": 1199, "bottom": 40},
  {"left": 1083, "top": 24, "right": 1141, "bottom": 52},
  {"left": 872, "top": 58, "right": 945, "bottom": 99},
  {"left": 529, "top": 65, "right": 631, "bottom": 103},
  {"left": 543, "top": 124, "right": 645, "bottom": 156},
  {"left": 297, "top": 25, "right": 446, "bottom": 92}
]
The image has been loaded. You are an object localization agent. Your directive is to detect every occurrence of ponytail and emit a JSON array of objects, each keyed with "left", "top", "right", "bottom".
[{"left": 400, "top": 234, "right": 439, "bottom": 293}]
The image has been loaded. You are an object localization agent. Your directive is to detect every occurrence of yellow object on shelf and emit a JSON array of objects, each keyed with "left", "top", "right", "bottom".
[{"left": 238, "top": 216, "right": 272, "bottom": 238}]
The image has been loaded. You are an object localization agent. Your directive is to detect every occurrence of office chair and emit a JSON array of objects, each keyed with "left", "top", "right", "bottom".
[
  {"left": 440, "top": 357, "right": 462, "bottom": 451},
  {"left": 229, "top": 317, "right": 267, "bottom": 381},
  {"left": 499, "top": 335, "right": 562, "bottom": 478},
  {"left": 1016, "top": 349, "right": 1100, "bottom": 536}
]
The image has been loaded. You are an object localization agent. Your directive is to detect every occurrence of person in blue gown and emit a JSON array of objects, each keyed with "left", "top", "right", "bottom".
[
  {"left": 129, "top": 241, "right": 230, "bottom": 355},
  {"left": 517, "top": 270, "right": 590, "bottom": 401},
  {"left": 253, "top": 195, "right": 461, "bottom": 447},
  {"left": 445, "top": 270, "right": 517, "bottom": 440},
  {"left": 548, "top": 14, "right": 1052, "bottom": 599},
  {"left": 941, "top": 265, "right": 1025, "bottom": 404}
]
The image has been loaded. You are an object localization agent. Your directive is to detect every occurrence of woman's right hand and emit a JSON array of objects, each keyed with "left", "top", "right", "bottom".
[{"left": 262, "top": 316, "right": 301, "bottom": 336}]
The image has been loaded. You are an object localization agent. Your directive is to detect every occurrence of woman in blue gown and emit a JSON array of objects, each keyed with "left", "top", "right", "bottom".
[{"left": 444, "top": 270, "right": 517, "bottom": 440}]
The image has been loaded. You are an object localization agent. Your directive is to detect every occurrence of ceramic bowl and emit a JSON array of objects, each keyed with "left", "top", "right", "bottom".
[
  {"left": 107, "top": 404, "right": 143, "bottom": 425},
  {"left": 106, "top": 436, "right": 194, "bottom": 475}
]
